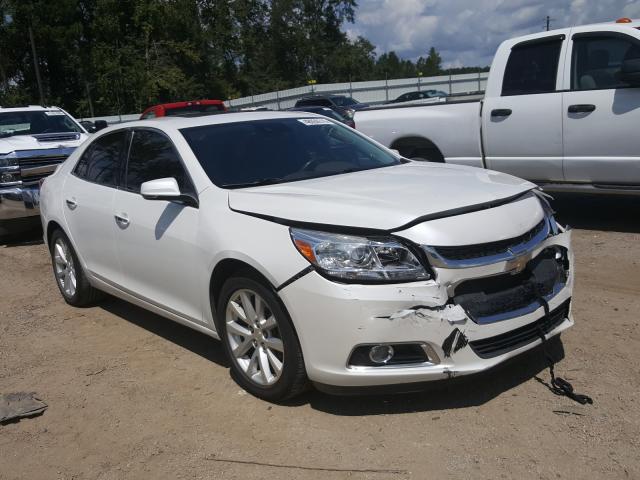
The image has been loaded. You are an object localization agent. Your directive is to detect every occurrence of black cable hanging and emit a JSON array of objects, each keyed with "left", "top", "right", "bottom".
[{"left": 535, "top": 296, "right": 593, "bottom": 405}]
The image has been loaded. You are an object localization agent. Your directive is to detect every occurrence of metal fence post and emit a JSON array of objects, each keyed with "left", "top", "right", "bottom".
[
  {"left": 385, "top": 73, "right": 389, "bottom": 102},
  {"left": 276, "top": 89, "right": 281, "bottom": 110},
  {"left": 448, "top": 73, "right": 452, "bottom": 95},
  {"left": 477, "top": 72, "right": 481, "bottom": 92}
]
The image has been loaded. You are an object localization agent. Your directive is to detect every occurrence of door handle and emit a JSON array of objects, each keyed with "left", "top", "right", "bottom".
[
  {"left": 491, "top": 108, "right": 512, "bottom": 117},
  {"left": 65, "top": 198, "right": 77, "bottom": 210},
  {"left": 114, "top": 213, "right": 130, "bottom": 228},
  {"left": 568, "top": 104, "right": 596, "bottom": 113}
]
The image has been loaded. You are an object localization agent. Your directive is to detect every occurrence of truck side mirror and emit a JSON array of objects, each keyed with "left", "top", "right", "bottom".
[
  {"left": 94, "top": 120, "right": 108, "bottom": 131},
  {"left": 619, "top": 59, "right": 640, "bottom": 86}
]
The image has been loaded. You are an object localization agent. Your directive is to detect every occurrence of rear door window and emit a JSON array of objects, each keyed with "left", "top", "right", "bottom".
[
  {"left": 73, "top": 130, "right": 127, "bottom": 187},
  {"left": 502, "top": 37, "right": 563, "bottom": 96},
  {"left": 125, "top": 129, "right": 195, "bottom": 195}
]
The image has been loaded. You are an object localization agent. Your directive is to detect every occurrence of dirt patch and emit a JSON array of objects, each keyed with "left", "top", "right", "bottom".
[{"left": 1, "top": 195, "right": 639, "bottom": 479}]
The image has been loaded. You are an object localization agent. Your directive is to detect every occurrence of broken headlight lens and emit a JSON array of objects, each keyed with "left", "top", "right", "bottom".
[{"left": 290, "top": 228, "right": 429, "bottom": 282}]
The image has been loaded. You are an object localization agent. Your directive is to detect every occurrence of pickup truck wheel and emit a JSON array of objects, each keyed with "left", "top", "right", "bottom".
[
  {"left": 217, "top": 275, "right": 308, "bottom": 402},
  {"left": 410, "top": 148, "right": 444, "bottom": 162},
  {"left": 49, "top": 229, "right": 103, "bottom": 307}
]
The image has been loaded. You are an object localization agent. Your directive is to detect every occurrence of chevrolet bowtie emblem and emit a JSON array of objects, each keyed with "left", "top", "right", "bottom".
[{"left": 505, "top": 252, "right": 529, "bottom": 274}]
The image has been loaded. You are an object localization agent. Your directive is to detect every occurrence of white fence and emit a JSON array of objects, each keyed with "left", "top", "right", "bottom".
[
  {"left": 83, "top": 71, "right": 489, "bottom": 123},
  {"left": 226, "top": 71, "right": 489, "bottom": 110}
]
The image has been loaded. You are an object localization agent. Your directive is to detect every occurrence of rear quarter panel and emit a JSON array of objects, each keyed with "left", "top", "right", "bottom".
[{"left": 355, "top": 102, "right": 484, "bottom": 167}]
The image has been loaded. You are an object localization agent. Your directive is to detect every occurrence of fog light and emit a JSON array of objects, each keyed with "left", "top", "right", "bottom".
[{"left": 369, "top": 344, "right": 394, "bottom": 364}]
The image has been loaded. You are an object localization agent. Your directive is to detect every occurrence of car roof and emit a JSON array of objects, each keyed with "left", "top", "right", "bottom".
[
  {"left": 589, "top": 18, "right": 640, "bottom": 28},
  {"left": 0, "top": 105, "right": 63, "bottom": 112},
  {"left": 100, "top": 111, "right": 325, "bottom": 133},
  {"left": 289, "top": 106, "right": 333, "bottom": 111}
]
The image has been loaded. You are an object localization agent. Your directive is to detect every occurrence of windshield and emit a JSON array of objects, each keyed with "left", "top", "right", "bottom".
[
  {"left": 330, "top": 96, "right": 358, "bottom": 106},
  {"left": 181, "top": 118, "right": 401, "bottom": 188},
  {"left": 0, "top": 110, "right": 81, "bottom": 138}
]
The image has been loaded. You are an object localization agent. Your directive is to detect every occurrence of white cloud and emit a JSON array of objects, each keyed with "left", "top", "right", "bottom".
[{"left": 347, "top": 0, "right": 640, "bottom": 67}]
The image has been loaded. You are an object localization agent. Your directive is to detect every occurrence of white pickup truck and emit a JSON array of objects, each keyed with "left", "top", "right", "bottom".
[
  {"left": 356, "top": 18, "right": 640, "bottom": 195},
  {"left": 0, "top": 106, "right": 88, "bottom": 237}
]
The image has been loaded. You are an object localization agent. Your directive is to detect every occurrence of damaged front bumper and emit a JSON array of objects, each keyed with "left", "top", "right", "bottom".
[{"left": 278, "top": 224, "right": 573, "bottom": 388}]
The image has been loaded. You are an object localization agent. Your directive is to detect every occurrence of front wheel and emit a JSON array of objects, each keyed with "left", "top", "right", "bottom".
[{"left": 217, "top": 275, "right": 307, "bottom": 401}]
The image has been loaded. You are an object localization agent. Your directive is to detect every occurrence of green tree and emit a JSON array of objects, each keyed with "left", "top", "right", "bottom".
[
  {"left": 416, "top": 46, "right": 442, "bottom": 76},
  {"left": 0, "top": 0, "right": 460, "bottom": 115}
]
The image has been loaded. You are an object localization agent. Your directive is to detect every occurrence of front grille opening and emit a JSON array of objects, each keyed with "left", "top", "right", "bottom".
[
  {"left": 469, "top": 298, "right": 570, "bottom": 358},
  {"left": 432, "top": 219, "right": 546, "bottom": 261},
  {"left": 19, "top": 156, "right": 67, "bottom": 168},
  {"left": 32, "top": 132, "right": 80, "bottom": 142},
  {"left": 348, "top": 343, "right": 429, "bottom": 367},
  {"left": 453, "top": 247, "right": 568, "bottom": 323}
]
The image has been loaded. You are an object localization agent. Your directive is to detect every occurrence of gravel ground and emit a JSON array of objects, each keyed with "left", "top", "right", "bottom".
[{"left": 1, "top": 194, "right": 639, "bottom": 480}]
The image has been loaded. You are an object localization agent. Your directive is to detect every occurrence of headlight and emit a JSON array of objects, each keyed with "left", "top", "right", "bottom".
[
  {"left": 0, "top": 172, "right": 21, "bottom": 185},
  {"left": 0, "top": 153, "right": 18, "bottom": 168},
  {"left": 290, "top": 228, "right": 430, "bottom": 282}
]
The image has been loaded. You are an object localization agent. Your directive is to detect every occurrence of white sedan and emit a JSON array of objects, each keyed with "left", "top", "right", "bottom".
[{"left": 40, "top": 112, "right": 574, "bottom": 401}]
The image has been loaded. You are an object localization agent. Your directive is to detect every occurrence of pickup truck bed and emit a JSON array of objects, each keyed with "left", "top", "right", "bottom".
[{"left": 357, "top": 99, "right": 484, "bottom": 168}]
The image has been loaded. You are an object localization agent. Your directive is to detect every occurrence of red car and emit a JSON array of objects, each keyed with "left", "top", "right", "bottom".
[{"left": 140, "top": 100, "right": 227, "bottom": 119}]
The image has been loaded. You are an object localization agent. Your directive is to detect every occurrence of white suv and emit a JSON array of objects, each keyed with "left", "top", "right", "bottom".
[{"left": 40, "top": 112, "right": 574, "bottom": 401}]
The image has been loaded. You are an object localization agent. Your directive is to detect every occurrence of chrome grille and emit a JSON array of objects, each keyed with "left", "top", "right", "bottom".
[
  {"left": 13, "top": 147, "right": 76, "bottom": 184},
  {"left": 423, "top": 217, "right": 551, "bottom": 269}
]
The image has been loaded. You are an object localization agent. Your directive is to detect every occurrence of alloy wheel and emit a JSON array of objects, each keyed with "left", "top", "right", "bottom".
[
  {"left": 225, "top": 289, "right": 284, "bottom": 386},
  {"left": 53, "top": 237, "right": 77, "bottom": 298}
]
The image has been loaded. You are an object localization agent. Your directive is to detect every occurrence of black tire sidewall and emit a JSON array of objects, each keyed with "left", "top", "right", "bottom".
[{"left": 217, "top": 276, "right": 306, "bottom": 401}]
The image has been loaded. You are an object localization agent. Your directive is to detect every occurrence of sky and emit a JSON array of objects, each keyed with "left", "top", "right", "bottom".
[{"left": 346, "top": 0, "right": 640, "bottom": 67}]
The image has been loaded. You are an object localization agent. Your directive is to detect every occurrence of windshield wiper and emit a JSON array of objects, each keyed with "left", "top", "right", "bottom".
[{"left": 222, "top": 177, "right": 283, "bottom": 189}]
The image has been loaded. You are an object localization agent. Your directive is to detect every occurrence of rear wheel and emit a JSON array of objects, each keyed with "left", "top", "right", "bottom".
[
  {"left": 49, "top": 229, "right": 103, "bottom": 306},
  {"left": 217, "top": 275, "right": 307, "bottom": 401}
]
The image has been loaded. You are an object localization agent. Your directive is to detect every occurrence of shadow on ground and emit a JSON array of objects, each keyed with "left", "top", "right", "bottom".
[
  {"left": 100, "top": 295, "right": 566, "bottom": 415},
  {"left": 297, "top": 338, "right": 565, "bottom": 416},
  {"left": 550, "top": 193, "right": 640, "bottom": 233},
  {"left": 0, "top": 225, "right": 44, "bottom": 247},
  {"left": 99, "top": 296, "right": 230, "bottom": 368}
]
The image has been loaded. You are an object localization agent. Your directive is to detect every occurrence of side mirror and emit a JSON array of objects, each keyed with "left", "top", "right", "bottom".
[
  {"left": 140, "top": 177, "right": 198, "bottom": 208},
  {"left": 94, "top": 120, "right": 108, "bottom": 131},
  {"left": 619, "top": 59, "right": 640, "bottom": 86}
]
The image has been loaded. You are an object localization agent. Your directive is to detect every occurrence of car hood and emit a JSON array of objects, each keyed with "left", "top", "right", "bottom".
[
  {"left": 228, "top": 162, "right": 536, "bottom": 231},
  {"left": 0, "top": 133, "right": 88, "bottom": 155}
]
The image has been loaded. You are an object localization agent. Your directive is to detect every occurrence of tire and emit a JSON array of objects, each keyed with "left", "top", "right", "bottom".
[
  {"left": 217, "top": 275, "right": 308, "bottom": 401},
  {"left": 49, "top": 229, "right": 103, "bottom": 307}
]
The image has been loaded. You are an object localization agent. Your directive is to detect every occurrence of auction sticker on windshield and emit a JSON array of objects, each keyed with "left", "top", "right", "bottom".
[{"left": 298, "top": 118, "right": 333, "bottom": 126}]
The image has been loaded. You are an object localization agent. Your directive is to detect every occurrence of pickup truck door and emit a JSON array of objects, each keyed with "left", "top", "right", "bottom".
[
  {"left": 562, "top": 29, "right": 640, "bottom": 186},
  {"left": 482, "top": 34, "right": 567, "bottom": 182}
]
